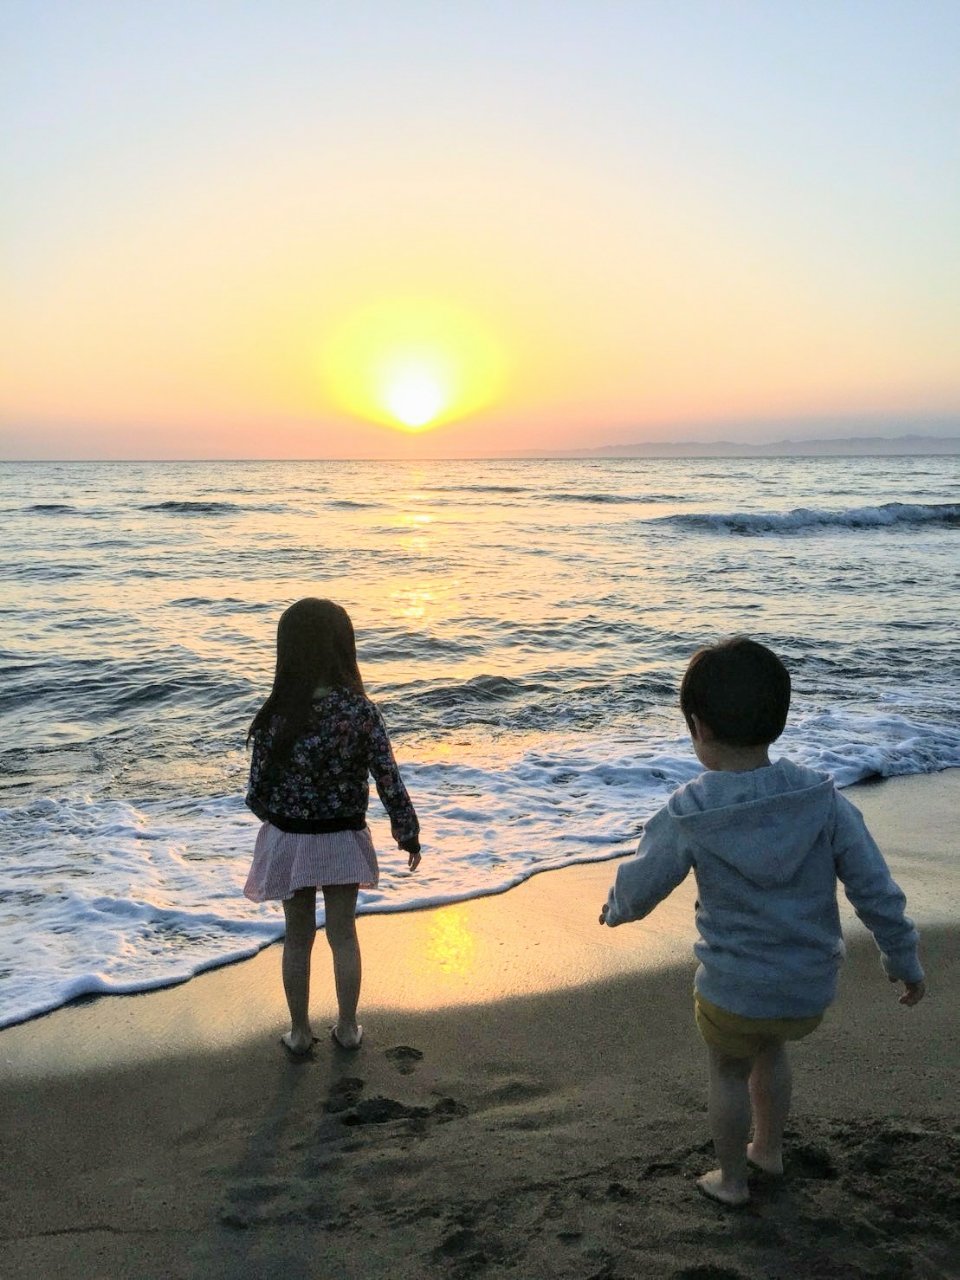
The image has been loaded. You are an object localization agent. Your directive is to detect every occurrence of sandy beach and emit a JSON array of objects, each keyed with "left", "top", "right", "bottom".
[{"left": 1, "top": 770, "right": 958, "bottom": 1280}]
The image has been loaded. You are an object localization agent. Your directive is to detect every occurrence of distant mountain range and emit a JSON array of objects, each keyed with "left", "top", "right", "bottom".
[{"left": 515, "top": 434, "right": 960, "bottom": 458}]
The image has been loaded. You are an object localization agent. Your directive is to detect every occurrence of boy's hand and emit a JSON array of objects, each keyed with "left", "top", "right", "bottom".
[
  {"left": 399, "top": 837, "right": 422, "bottom": 871},
  {"left": 890, "top": 975, "right": 925, "bottom": 1006},
  {"left": 599, "top": 904, "right": 609, "bottom": 926}
]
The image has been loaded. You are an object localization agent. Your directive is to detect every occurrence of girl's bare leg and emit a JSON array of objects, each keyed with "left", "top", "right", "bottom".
[
  {"left": 281, "top": 887, "right": 318, "bottom": 1052},
  {"left": 322, "top": 883, "right": 362, "bottom": 1047},
  {"left": 747, "top": 1041, "right": 791, "bottom": 1174},
  {"left": 698, "top": 1046, "right": 753, "bottom": 1206}
]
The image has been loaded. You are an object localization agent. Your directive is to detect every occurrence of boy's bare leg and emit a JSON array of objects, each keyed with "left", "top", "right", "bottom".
[
  {"left": 747, "top": 1041, "right": 791, "bottom": 1174},
  {"left": 698, "top": 1047, "right": 753, "bottom": 1205},
  {"left": 322, "top": 883, "right": 362, "bottom": 1048},
  {"left": 281, "top": 887, "right": 318, "bottom": 1052}
]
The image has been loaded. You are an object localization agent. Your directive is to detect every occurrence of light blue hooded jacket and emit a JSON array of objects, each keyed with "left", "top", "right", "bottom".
[{"left": 604, "top": 758, "right": 923, "bottom": 1018}]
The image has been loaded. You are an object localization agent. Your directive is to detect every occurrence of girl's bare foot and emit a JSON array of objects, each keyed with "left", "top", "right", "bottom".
[
  {"left": 281, "top": 1030, "right": 316, "bottom": 1055},
  {"left": 746, "top": 1141, "right": 783, "bottom": 1175},
  {"left": 696, "top": 1169, "right": 749, "bottom": 1207},
  {"left": 331, "top": 1022, "right": 363, "bottom": 1050}
]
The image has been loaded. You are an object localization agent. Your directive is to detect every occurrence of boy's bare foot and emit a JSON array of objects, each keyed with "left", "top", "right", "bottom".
[
  {"left": 746, "top": 1141, "right": 783, "bottom": 1176},
  {"left": 281, "top": 1030, "right": 317, "bottom": 1056},
  {"left": 331, "top": 1022, "right": 363, "bottom": 1050},
  {"left": 747, "top": 1146, "right": 783, "bottom": 1172},
  {"left": 696, "top": 1169, "right": 750, "bottom": 1207}
]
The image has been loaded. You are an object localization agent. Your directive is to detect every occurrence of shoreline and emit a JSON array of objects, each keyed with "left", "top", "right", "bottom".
[
  {"left": 1, "top": 770, "right": 957, "bottom": 1080},
  {"left": 2, "top": 770, "right": 958, "bottom": 1279}
]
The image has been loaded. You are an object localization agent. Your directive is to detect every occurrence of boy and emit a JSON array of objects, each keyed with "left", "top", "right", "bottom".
[{"left": 600, "top": 637, "right": 925, "bottom": 1206}]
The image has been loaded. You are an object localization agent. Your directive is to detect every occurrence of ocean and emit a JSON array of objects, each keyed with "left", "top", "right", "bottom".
[{"left": 2, "top": 455, "right": 958, "bottom": 1028}]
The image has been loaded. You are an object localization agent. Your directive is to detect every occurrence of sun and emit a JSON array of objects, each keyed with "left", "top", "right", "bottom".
[
  {"left": 382, "top": 368, "right": 448, "bottom": 429},
  {"left": 322, "top": 298, "right": 503, "bottom": 432}
]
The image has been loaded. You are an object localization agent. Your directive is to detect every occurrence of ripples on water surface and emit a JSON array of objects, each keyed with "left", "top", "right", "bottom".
[{"left": 1, "top": 457, "right": 958, "bottom": 1025}]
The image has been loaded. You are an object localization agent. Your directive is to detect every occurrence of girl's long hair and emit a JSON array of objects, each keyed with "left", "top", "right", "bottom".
[{"left": 247, "top": 598, "right": 364, "bottom": 760}]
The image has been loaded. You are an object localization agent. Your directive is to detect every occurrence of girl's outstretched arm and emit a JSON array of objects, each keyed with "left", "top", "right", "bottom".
[{"left": 367, "top": 705, "right": 421, "bottom": 850}]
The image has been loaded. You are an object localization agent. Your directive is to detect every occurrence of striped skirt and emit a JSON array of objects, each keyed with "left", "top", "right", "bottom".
[{"left": 244, "top": 821, "right": 379, "bottom": 902}]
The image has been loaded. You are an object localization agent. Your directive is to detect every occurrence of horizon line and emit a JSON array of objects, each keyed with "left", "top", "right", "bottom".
[
  {"left": 5, "top": 452, "right": 960, "bottom": 465},
  {"left": 4, "top": 434, "right": 960, "bottom": 465}
]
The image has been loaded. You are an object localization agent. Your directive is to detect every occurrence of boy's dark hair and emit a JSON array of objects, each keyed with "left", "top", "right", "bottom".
[{"left": 679, "top": 636, "right": 790, "bottom": 747}]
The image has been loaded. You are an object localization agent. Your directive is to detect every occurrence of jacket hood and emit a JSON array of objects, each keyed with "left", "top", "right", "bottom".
[{"left": 666, "top": 758, "right": 835, "bottom": 888}]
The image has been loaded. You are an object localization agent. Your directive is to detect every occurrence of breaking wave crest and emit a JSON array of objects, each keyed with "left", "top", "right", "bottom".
[{"left": 653, "top": 502, "right": 960, "bottom": 535}]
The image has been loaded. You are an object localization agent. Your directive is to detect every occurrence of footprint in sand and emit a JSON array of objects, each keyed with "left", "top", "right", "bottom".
[
  {"left": 324, "top": 1076, "right": 365, "bottom": 1114},
  {"left": 339, "top": 1095, "right": 467, "bottom": 1126},
  {"left": 343, "top": 1096, "right": 432, "bottom": 1125},
  {"left": 484, "top": 1077, "right": 547, "bottom": 1105},
  {"left": 672, "top": 1267, "right": 747, "bottom": 1280},
  {"left": 431, "top": 1223, "right": 506, "bottom": 1271},
  {"left": 385, "top": 1045, "right": 424, "bottom": 1074},
  {"left": 790, "top": 1143, "right": 838, "bottom": 1181}
]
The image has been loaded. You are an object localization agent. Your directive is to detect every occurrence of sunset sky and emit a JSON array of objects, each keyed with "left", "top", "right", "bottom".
[{"left": 2, "top": 1, "right": 958, "bottom": 459}]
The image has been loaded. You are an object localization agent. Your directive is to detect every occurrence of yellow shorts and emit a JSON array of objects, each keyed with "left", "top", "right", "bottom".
[{"left": 694, "top": 992, "right": 824, "bottom": 1059}]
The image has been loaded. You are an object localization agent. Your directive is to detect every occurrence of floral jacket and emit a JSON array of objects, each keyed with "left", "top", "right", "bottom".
[{"left": 246, "top": 688, "right": 420, "bottom": 843}]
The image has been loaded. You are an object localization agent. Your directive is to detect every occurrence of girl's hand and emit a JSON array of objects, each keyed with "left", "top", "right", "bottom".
[
  {"left": 399, "top": 837, "right": 421, "bottom": 872},
  {"left": 599, "top": 903, "right": 609, "bottom": 926}
]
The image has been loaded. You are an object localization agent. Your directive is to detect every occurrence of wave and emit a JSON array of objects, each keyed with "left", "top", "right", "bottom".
[
  {"left": 540, "top": 491, "right": 686, "bottom": 505},
  {"left": 169, "top": 596, "right": 274, "bottom": 614},
  {"left": 784, "top": 710, "right": 960, "bottom": 787},
  {"left": 27, "top": 502, "right": 77, "bottom": 513},
  {"left": 407, "top": 674, "right": 544, "bottom": 709},
  {"left": 383, "top": 668, "right": 677, "bottom": 734},
  {"left": 544, "top": 491, "right": 643, "bottom": 505},
  {"left": 0, "top": 654, "right": 250, "bottom": 720},
  {"left": 140, "top": 500, "right": 243, "bottom": 515},
  {"left": 424, "top": 483, "right": 529, "bottom": 496},
  {"left": 653, "top": 502, "right": 960, "bottom": 535},
  {"left": 0, "top": 562, "right": 87, "bottom": 580},
  {"left": 359, "top": 631, "right": 485, "bottom": 661}
]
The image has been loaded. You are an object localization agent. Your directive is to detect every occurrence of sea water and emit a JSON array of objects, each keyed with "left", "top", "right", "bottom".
[{"left": 1, "top": 456, "right": 958, "bottom": 1027}]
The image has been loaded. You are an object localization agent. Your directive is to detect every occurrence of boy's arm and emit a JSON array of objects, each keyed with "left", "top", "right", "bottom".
[
  {"left": 601, "top": 807, "right": 692, "bottom": 926},
  {"left": 832, "top": 793, "right": 924, "bottom": 985}
]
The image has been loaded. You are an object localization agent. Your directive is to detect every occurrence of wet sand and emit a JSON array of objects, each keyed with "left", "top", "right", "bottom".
[{"left": 1, "top": 771, "right": 958, "bottom": 1279}]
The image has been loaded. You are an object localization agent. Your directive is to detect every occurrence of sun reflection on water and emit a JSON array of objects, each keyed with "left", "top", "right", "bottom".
[{"left": 392, "top": 587, "right": 436, "bottom": 623}]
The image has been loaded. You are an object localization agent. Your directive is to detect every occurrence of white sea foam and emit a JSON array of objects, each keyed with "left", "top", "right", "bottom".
[{"left": 1, "top": 709, "right": 957, "bottom": 1028}]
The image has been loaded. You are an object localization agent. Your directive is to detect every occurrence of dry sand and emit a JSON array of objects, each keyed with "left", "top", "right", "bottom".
[{"left": 1, "top": 771, "right": 958, "bottom": 1280}]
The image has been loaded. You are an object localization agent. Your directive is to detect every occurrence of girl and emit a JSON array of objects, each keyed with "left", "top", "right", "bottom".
[{"left": 244, "top": 597, "right": 421, "bottom": 1054}]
